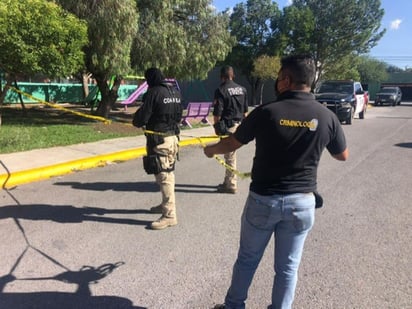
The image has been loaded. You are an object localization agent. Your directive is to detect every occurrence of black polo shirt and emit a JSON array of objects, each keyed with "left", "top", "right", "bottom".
[
  {"left": 213, "top": 80, "right": 248, "bottom": 122},
  {"left": 234, "top": 91, "right": 347, "bottom": 195}
]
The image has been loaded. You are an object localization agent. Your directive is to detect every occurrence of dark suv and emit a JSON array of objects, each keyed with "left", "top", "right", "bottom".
[
  {"left": 315, "top": 80, "right": 367, "bottom": 125},
  {"left": 374, "top": 87, "right": 402, "bottom": 106}
]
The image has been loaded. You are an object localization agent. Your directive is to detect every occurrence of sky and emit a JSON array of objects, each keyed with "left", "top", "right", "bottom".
[{"left": 212, "top": 0, "right": 412, "bottom": 69}]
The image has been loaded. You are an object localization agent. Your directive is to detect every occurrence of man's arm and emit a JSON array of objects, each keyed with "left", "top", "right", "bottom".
[
  {"left": 204, "top": 135, "right": 243, "bottom": 158},
  {"left": 331, "top": 148, "right": 349, "bottom": 161},
  {"left": 132, "top": 93, "right": 153, "bottom": 128},
  {"left": 212, "top": 95, "right": 222, "bottom": 125},
  {"left": 327, "top": 118, "right": 348, "bottom": 161}
]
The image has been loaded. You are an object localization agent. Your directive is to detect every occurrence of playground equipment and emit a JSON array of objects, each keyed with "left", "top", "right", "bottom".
[
  {"left": 120, "top": 78, "right": 181, "bottom": 110},
  {"left": 120, "top": 81, "right": 147, "bottom": 110}
]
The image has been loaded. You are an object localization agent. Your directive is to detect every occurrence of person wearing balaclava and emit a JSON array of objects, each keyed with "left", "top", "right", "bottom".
[{"left": 133, "top": 68, "right": 183, "bottom": 230}]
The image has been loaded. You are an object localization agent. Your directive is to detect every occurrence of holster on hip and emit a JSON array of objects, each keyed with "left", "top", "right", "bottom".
[{"left": 142, "top": 154, "right": 162, "bottom": 175}]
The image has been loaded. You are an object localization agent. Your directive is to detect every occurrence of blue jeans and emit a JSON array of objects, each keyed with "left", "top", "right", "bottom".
[{"left": 224, "top": 191, "right": 315, "bottom": 309}]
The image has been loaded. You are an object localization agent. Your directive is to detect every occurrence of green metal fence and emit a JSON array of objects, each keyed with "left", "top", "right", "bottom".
[{"left": 3, "top": 82, "right": 137, "bottom": 104}]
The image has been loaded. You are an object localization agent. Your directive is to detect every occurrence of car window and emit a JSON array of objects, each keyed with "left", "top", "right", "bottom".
[
  {"left": 380, "top": 88, "right": 396, "bottom": 93},
  {"left": 317, "top": 82, "right": 352, "bottom": 94}
]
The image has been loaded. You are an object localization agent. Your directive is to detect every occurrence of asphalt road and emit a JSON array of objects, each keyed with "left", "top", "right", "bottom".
[{"left": 1, "top": 103, "right": 411, "bottom": 309}]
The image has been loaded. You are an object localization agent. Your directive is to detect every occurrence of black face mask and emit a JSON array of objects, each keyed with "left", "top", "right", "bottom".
[{"left": 274, "top": 78, "right": 280, "bottom": 97}]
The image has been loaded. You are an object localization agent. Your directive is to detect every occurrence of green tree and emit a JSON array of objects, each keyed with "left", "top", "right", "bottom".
[
  {"left": 252, "top": 55, "right": 280, "bottom": 104},
  {"left": 132, "top": 0, "right": 234, "bottom": 79},
  {"left": 226, "top": 0, "right": 282, "bottom": 105},
  {"left": 322, "top": 54, "right": 361, "bottom": 81},
  {"left": 357, "top": 55, "right": 388, "bottom": 83},
  {"left": 273, "top": 4, "right": 314, "bottom": 55},
  {"left": 0, "top": 0, "right": 87, "bottom": 112},
  {"left": 386, "top": 65, "right": 404, "bottom": 73},
  {"left": 57, "top": 0, "right": 139, "bottom": 118},
  {"left": 280, "top": 0, "right": 385, "bottom": 86}
]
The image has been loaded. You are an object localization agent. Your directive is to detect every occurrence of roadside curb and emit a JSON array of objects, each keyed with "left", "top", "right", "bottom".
[{"left": 0, "top": 137, "right": 219, "bottom": 189}]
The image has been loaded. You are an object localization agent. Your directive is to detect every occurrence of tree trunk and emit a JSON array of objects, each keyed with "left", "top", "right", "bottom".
[
  {"left": 82, "top": 73, "right": 92, "bottom": 99},
  {"left": 259, "top": 82, "right": 265, "bottom": 105},
  {"left": 246, "top": 76, "right": 261, "bottom": 106},
  {"left": 0, "top": 78, "right": 13, "bottom": 126},
  {"left": 95, "top": 75, "right": 121, "bottom": 118},
  {"left": 14, "top": 80, "right": 26, "bottom": 113},
  {"left": 0, "top": 82, "right": 8, "bottom": 106}
]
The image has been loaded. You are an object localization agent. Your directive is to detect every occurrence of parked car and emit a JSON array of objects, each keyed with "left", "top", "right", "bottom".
[
  {"left": 374, "top": 87, "right": 402, "bottom": 106},
  {"left": 315, "top": 80, "right": 367, "bottom": 124}
]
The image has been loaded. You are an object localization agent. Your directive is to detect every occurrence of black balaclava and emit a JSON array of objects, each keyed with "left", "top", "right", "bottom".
[{"left": 145, "top": 68, "right": 164, "bottom": 88}]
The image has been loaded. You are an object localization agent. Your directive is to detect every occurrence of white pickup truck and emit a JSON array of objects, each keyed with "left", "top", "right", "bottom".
[{"left": 315, "top": 80, "right": 367, "bottom": 125}]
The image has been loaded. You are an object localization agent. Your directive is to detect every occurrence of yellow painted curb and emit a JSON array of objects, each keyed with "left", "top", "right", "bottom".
[
  {"left": 0, "top": 137, "right": 220, "bottom": 189},
  {"left": 0, "top": 148, "right": 146, "bottom": 189},
  {"left": 179, "top": 137, "right": 220, "bottom": 147}
]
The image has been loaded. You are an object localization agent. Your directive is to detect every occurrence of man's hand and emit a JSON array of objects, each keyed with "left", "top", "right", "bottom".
[
  {"left": 203, "top": 146, "right": 215, "bottom": 158},
  {"left": 203, "top": 135, "right": 243, "bottom": 158}
]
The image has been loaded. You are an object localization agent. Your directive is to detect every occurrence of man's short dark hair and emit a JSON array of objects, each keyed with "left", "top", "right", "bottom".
[
  {"left": 220, "top": 65, "right": 234, "bottom": 79},
  {"left": 281, "top": 54, "right": 315, "bottom": 86}
]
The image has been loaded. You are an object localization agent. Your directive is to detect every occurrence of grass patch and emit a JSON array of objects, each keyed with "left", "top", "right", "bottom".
[
  {"left": 0, "top": 104, "right": 213, "bottom": 154},
  {"left": 0, "top": 124, "right": 137, "bottom": 153},
  {"left": 0, "top": 106, "right": 139, "bottom": 154}
]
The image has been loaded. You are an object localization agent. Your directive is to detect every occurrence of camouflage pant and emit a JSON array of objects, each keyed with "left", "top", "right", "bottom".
[
  {"left": 152, "top": 136, "right": 179, "bottom": 218},
  {"left": 223, "top": 122, "right": 240, "bottom": 189}
]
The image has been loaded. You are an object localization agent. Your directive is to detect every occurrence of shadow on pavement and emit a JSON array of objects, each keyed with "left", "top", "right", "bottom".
[
  {"left": 54, "top": 181, "right": 158, "bottom": 192},
  {"left": 0, "top": 204, "right": 152, "bottom": 225},
  {"left": 394, "top": 142, "right": 412, "bottom": 148},
  {"left": 0, "top": 293, "right": 145, "bottom": 309},
  {"left": 1, "top": 187, "right": 148, "bottom": 309},
  {"left": 0, "top": 263, "right": 147, "bottom": 309},
  {"left": 54, "top": 181, "right": 219, "bottom": 194}
]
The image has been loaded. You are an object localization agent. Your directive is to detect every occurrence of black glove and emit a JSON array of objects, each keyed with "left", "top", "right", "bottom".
[{"left": 213, "top": 120, "right": 229, "bottom": 135}]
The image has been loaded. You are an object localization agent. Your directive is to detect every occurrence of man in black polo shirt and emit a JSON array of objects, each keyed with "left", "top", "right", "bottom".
[
  {"left": 212, "top": 65, "right": 248, "bottom": 194},
  {"left": 205, "top": 55, "right": 348, "bottom": 309}
]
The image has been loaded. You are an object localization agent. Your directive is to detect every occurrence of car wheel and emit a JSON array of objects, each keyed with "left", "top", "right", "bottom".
[
  {"left": 398, "top": 100, "right": 401, "bottom": 105},
  {"left": 346, "top": 107, "right": 353, "bottom": 125}
]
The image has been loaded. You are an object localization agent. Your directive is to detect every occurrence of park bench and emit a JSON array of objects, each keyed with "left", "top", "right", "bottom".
[{"left": 181, "top": 102, "right": 212, "bottom": 128}]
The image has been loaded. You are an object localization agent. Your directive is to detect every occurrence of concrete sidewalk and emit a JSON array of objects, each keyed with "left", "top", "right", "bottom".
[{"left": 0, "top": 126, "right": 218, "bottom": 189}]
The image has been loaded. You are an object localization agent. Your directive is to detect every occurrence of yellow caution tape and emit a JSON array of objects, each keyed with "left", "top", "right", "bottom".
[
  {"left": 9, "top": 86, "right": 111, "bottom": 124},
  {"left": 7, "top": 88, "right": 251, "bottom": 179},
  {"left": 143, "top": 129, "right": 251, "bottom": 179}
]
